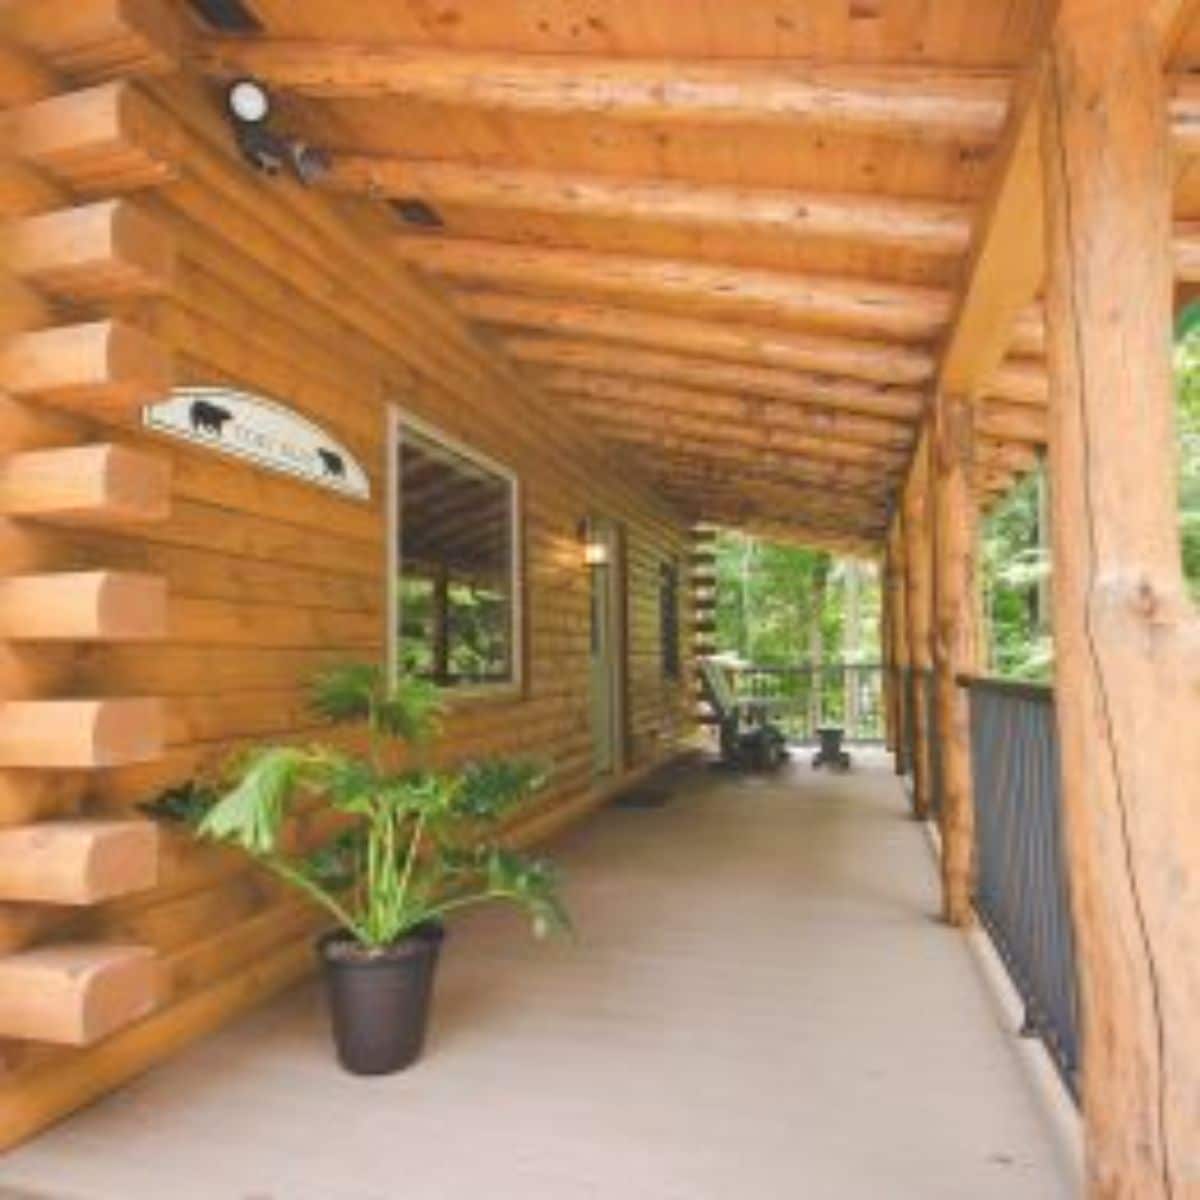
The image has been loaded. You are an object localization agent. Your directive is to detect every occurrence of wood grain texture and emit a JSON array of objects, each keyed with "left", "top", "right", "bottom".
[
  {"left": 0, "top": 699, "right": 163, "bottom": 768},
  {"left": 0, "top": 942, "right": 157, "bottom": 1044},
  {"left": 1043, "top": 5, "right": 1200, "bottom": 1193},
  {"left": 0, "top": 571, "right": 166, "bottom": 641},
  {"left": 199, "top": 42, "right": 1010, "bottom": 141},
  {"left": 0, "top": 820, "right": 158, "bottom": 905},
  {"left": 930, "top": 395, "right": 978, "bottom": 928},
  {"left": 0, "top": 444, "right": 172, "bottom": 525}
]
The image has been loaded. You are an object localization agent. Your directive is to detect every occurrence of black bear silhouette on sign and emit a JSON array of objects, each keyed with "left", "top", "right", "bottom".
[
  {"left": 190, "top": 400, "right": 233, "bottom": 436},
  {"left": 317, "top": 448, "right": 346, "bottom": 478}
]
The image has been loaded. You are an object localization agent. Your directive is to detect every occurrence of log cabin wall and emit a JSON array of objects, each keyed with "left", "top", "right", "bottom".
[{"left": 0, "top": 18, "right": 692, "bottom": 1147}]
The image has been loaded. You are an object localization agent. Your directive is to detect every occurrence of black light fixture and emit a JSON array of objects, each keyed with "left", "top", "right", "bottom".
[
  {"left": 390, "top": 197, "right": 445, "bottom": 230},
  {"left": 223, "top": 77, "right": 329, "bottom": 184},
  {"left": 186, "top": 0, "right": 263, "bottom": 33}
]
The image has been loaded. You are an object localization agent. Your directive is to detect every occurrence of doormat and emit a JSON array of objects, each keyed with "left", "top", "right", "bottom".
[{"left": 612, "top": 786, "right": 673, "bottom": 809}]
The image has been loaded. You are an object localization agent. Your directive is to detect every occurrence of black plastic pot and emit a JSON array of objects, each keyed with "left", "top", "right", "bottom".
[{"left": 316, "top": 922, "right": 445, "bottom": 1076}]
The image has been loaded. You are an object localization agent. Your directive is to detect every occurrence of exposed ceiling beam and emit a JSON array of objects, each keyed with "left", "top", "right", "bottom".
[
  {"left": 539, "top": 370, "right": 914, "bottom": 449},
  {"left": 504, "top": 337, "right": 925, "bottom": 420},
  {"left": 455, "top": 290, "right": 935, "bottom": 386},
  {"left": 936, "top": 3, "right": 1199, "bottom": 401},
  {"left": 638, "top": 457, "right": 893, "bottom": 501},
  {"left": 461, "top": 290, "right": 1043, "bottom": 409},
  {"left": 392, "top": 237, "right": 952, "bottom": 343},
  {"left": 198, "top": 40, "right": 1009, "bottom": 143},
  {"left": 558, "top": 396, "right": 909, "bottom": 469},
  {"left": 579, "top": 423, "right": 899, "bottom": 490},
  {"left": 325, "top": 157, "right": 972, "bottom": 257},
  {"left": 935, "top": 61, "right": 1049, "bottom": 401}
]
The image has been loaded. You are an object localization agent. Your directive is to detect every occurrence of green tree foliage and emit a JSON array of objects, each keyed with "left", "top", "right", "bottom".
[
  {"left": 1175, "top": 322, "right": 1200, "bottom": 598},
  {"left": 712, "top": 532, "right": 879, "bottom": 665},
  {"left": 980, "top": 320, "right": 1200, "bottom": 680}
]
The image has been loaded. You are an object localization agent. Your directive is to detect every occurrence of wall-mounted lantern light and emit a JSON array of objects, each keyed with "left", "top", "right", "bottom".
[{"left": 577, "top": 518, "right": 610, "bottom": 567}]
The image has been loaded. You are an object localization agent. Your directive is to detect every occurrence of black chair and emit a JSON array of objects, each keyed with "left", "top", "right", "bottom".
[{"left": 698, "top": 658, "right": 789, "bottom": 771}]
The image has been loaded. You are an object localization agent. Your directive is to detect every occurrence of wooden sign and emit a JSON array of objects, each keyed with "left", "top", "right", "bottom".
[{"left": 143, "top": 387, "right": 370, "bottom": 500}]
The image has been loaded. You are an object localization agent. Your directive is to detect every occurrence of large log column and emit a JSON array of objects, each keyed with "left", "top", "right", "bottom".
[
  {"left": 1042, "top": 5, "right": 1200, "bottom": 1194},
  {"left": 931, "top": 395, "right": 979, "bottom": 928},
  {"left": 902, "top": 435, "right": 934, "bottom": 818}
]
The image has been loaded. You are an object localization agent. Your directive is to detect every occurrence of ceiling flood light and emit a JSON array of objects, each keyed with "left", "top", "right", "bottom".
[{"left": 227, "top": 77, "right": 271, "bottom": 125}]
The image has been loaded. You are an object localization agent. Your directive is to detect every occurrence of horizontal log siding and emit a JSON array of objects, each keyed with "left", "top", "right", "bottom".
[{"left": 0, "top": 70, "right": 692, "bottom": 1141}]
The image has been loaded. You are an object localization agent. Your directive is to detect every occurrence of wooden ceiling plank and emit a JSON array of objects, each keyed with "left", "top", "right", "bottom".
[
  {"left": 326, "top": 157, "right": 972, "bottom": 256},
  {"left": 504, "top": 337, "right": 926, "bottom": 420},
  {"left": 578, "top": 423, "right": 900, "bottom": 488},
  {"left": 538, "top": 369, "right": 914, "bottom": 448},
  {"left": 559, "top": 396, "right": 909, "bottom": 469},
  {"left": 197, "top": 40, "right": 1009, "bottom": 143},
  {"left": 455, "top": 290, "right": 935, "bottom": 385},
  {"left": 393, "top": 236, "right": 952, "bottom": 343}
]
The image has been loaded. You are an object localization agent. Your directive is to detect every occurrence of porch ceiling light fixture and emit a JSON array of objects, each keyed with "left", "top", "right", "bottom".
[
  {"left": 223, "top": 78, "right": 330, "bottom": 185},
  {"left": 227, "top": 77, "right": 271, "bottom": 125}
]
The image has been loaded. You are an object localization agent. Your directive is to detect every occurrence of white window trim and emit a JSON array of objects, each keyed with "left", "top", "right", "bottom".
[{"left": 387, "top": 406, "right": 523, "bottom": 697}]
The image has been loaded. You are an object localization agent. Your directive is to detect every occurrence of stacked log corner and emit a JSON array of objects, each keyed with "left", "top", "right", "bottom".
[
  {"left": 0, "top": 24, "right": 174, "bottom": 1075},
  {"left": 0, "top": 0, "right": 696, "bottom": 1152},
  {"left": 690, "top": 524, "right": 718, "bottom": 725}
]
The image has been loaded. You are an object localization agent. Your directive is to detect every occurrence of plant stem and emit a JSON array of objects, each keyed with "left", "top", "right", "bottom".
[
  {"left": 423, "top": 887, "right": 529, "bottom": 923},
  {"left": 396, "top": 810, "right": 426, "bottom": 915},
  {"left": 264, "top": 856, "right": 360, "bottom": 937}
]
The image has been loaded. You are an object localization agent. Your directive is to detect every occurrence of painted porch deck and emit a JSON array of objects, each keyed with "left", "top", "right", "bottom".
[{"left": 0, "top": 753, "right": 1075, "bottom": 1200}]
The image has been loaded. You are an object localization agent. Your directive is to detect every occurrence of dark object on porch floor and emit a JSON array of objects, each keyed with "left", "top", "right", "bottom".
[
  {"left": 813, "top": 726, "right": 852, "bottom": 772},
  {"left": 699, "top": 658, "right": 789, "bottom": 772},
  {"left": 613, "top": 786, "right": 673, "bottom": 809}
]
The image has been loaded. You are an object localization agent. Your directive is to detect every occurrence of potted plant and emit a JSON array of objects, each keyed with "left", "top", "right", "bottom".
[{"left": 152, "top": 663, "right": 569, "bottom": 1075}]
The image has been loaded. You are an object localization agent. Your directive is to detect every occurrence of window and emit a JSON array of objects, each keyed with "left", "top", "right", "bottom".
[
  {"left": 660, "top": 561, "right": 681, "bottom": 680},
  {"left": 390, "top": 412, "right": 520, "bottom": 690}
]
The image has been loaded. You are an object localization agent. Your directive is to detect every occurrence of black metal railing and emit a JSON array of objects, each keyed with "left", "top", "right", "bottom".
[
  {"left": 962, "top": 677, "right": 1080, "bottom": 1096},
  {"left": 735, "top": 664, "right": 887, "bottom": 743}
]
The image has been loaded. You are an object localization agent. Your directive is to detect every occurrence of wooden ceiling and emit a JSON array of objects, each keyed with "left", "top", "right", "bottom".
[{"left": 175, "top": 3, "right": 1199, "bottom": 547}]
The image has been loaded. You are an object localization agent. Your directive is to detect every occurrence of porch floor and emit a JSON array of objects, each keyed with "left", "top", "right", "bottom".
[{"left": 0, "top": 753, "right": 1074, "bottom": 1200}]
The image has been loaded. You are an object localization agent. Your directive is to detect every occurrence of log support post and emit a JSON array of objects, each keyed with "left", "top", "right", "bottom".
[
  {"left": 931, "top": 394, "right": 979, "bottom": 927},
  {"left": 1043, "top": 3, "right": 1200, "bottom": 1192},
  {"left": 902, "top": 434, "right": 934, "bottom": 817}
]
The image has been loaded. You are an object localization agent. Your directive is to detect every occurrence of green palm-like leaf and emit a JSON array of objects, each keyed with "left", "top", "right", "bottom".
[
  {"left": 170, "top": 661, "right": 567, "bottom": 949},
  {"left": 198, "top": 746, "right": 328, "bottom": 855},
  {"left": 374, "top": 674, "right": 443, "bottom": 744},
  {"left": 309, "top": 662, "right": 378, "bottom": 725},
  {"left": 455, "top": 759, "right": 546, "bottom": 819}
]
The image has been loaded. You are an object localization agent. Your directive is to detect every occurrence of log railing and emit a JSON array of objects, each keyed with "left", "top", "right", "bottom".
[{"left": 960, "top": 676, "right": 1080, "bottom": 1097}]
